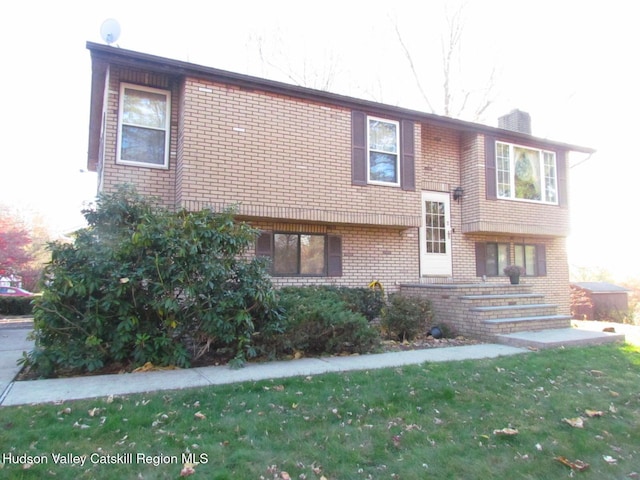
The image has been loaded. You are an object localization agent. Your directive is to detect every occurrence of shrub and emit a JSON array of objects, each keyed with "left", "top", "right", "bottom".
[
  {"left": 25, "top": 186, "right": 281, "bottom": 377},
  {"left": 256, "top": 286, "right": 380, "bottom": 357},
  {"left": 330, "top": 286, "right": 385, "bottom": 321},
  {"left": 0, "top": 296, "right": 34, "bottom": 315},
  {"left": 381, "top": 293, "right": 433, "bottom": 341}
]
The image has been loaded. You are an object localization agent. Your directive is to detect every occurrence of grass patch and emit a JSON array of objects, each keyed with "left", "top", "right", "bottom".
[{"left": 1, "top": 344, "right": 640, "bottom": 478}]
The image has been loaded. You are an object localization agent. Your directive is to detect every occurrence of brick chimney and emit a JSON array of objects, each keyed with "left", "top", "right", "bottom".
[{"left": 498, "top": 109, "right": 531, "bottom": 135}]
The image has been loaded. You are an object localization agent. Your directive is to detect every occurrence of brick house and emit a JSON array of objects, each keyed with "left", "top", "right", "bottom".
[{"left": 85, "top": 42, "right": 594, "bottom": 340}]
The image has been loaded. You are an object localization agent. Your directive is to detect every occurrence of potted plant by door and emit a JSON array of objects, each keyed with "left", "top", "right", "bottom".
[{"left": 504, "top": 265, "right": 524, "bottom": 285}]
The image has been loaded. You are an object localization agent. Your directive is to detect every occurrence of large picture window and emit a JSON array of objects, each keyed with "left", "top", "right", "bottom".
[
  {"left": 117, "top": 83, "right": 170, "bottom": 168},
  {"left": 367, "top": 117, "right": 400, "bottom": 186},
  {"left": 495, "top": 141, "right": 557, "bottom": 204}
]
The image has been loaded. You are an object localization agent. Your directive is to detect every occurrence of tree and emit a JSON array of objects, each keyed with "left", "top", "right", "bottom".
[
  {"left": 394, "top": 3, "right": 497, "bottom": 121},
  {"left": 26, "top": 186, "right": 281, "bottom": 377},
  {"left": 0, "top": 209, "right": 34, "bottom": 281},
  {"left": 249, "top": 3, "right": 497, "bottom": 123},
  {"left": 252, "top": 30, "right": 340, "bottom": 92}
]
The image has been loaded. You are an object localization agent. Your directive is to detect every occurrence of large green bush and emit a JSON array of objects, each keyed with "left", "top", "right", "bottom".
[
  {"left": 26, "top": 186, "right": 281, "bottom": 377},
  {"left": 381, "top": 293, "right": 433, "bottom": 341},
  {"left": 256, "top": 286, "right": 380, "bottom": 357}
]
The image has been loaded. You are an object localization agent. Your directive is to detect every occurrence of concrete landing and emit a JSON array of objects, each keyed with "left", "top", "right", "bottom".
[{"left": 494, "top": 327, "right": 625, "bottom": 349}]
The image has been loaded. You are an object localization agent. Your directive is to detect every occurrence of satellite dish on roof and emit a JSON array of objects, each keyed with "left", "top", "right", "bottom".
[{"left": 100, "top": 18, "right": 121, "bottom": 45}]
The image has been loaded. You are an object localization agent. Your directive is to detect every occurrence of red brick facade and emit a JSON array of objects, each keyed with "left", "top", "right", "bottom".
[{"left": 87, "top": 43, "right": 591, "bottom": 317}]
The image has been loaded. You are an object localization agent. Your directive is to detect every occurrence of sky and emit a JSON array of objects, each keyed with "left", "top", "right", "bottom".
[{"left": 1, "top": 0, "right": 638, "bottom": 279}]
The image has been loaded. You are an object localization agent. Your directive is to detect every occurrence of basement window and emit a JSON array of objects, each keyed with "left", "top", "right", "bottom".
[{"left": 256, "top": 231, "right": 342, "bottom": 277}]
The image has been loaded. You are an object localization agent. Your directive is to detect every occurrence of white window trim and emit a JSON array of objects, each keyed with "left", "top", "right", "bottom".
[
  {"left": 116, "top": 83, "right": 171, "bottom": 169},
  {"left": 495, "top": 141, "right": 558, "bottom": 205},
  {"left": 367, "top": 116, "right": 400, "bottom": 187}
]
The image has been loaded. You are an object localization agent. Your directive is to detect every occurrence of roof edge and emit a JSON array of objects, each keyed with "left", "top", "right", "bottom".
[{"left": 86, "top": 41, "right": 595, "bottom": 156}]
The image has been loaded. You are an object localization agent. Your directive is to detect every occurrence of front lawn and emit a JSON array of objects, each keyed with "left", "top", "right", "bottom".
[{"left": 1, "top": 344, "right": 639, "bottom": 479}]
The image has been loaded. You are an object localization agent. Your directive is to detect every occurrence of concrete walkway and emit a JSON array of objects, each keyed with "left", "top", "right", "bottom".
[
  {"left": 0, "top": 318, "right": 629, "bottom": 407},
  {"left": 0, "top": 323, "right": 33, "bottom": 406},
  {"left": 0, "top": 323, "right": 528, "bottom": 407}
]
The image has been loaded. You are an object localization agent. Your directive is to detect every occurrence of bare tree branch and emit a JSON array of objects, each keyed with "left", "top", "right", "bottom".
[
  {"left": 254, "top": 32, "right": 336, "bottom": 91},
  {"left": 394, "top": 23, "right": 436, "bottom": 114},
  {"left": 441, "top": 5, "right": 464, "bottom": 117},
  {"left": 395, "top": 2, "right": 497, "bottom": 122}
]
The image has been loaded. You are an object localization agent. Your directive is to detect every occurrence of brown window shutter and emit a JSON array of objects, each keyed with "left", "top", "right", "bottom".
[
  {"left": 400, "top": 120, "right": 415, "bottom": 191},
  {"left": 327, "top": 235, "right": 343, "bottom": 277},
  {"left": 475, "top": 242, "right": 487, "bottom": 276},
  {"left": 485, "top": 135, "right": 497, "bottom": 200},
  {"left": 535, "top": 244, "right": 547, "bottom": 276},
  {"left": 351, "top": 111, "right": 367, "bottom": 185},
  {"left": 556, "top": 150, "right": 568, "bottom": 208},
  {"left": 255, "top": 231, "right": 273, "bottom": 258}
]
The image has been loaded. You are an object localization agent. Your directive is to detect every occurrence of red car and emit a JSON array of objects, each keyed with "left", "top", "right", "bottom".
[{"left": 0, "top": 286, "right": 33, "bottom": 297}]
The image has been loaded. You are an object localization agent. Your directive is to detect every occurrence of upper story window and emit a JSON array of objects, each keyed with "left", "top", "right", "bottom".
[
  {"left": 367, "top": 117, "right": 400, "bottom": 186},
  {"left": 351, "top": 111, "right": 415, "bottom": 191},
  {"left": 495, "top": 141, "right": 557, "bottom": 204},
  {"left": 117, "top": 83, "right": 170, "bottom": 169}
]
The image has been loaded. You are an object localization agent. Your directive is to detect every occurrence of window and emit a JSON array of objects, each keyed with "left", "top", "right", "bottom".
[
  {"left": 117, "top": 83, "right": 170, "bottom": 168},
  {"left": 368, "top": 117, "right": 400, "bottom": 186},
  {"left": 514, "top": 244, "right": 543, "bottom": 276},
  {"left": 476, "top": 242, "right": 510, "bottom": 276},
  {"left": 495, "top": 141, "right": 557, "bottom": 204},
  {"left": 273, "top": 234, "right": 325, "bottom": 275},
  {"left": 424, "top": 201, "right": 447, "bottom": 254},
  {"left": 351, "top": 111, "right": 415, "bottom": 190},
  {"left": 476, "top": 242, "right": 546, "bottom": 277},
  {"left": 256, "top": 232, "right": 343, "bottom": 277}
]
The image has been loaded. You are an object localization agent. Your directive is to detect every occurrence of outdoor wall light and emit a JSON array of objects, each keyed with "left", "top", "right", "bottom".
[{"left": 453, "top": 186, "right": 464, "bottom": 202}]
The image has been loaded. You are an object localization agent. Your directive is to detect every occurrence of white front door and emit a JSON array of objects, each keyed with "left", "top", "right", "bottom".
[{"left": 420, "top": 191, "right": 453, "bottom": 276}]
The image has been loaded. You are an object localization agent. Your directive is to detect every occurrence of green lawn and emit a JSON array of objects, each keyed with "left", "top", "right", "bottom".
[{"left": 1, "top": 344, "right": 639, "bottom": 479}]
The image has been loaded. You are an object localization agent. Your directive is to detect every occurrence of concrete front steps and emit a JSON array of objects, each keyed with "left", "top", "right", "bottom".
[{"left": 401, "top": 282, "right": 626, "bottom": 348}]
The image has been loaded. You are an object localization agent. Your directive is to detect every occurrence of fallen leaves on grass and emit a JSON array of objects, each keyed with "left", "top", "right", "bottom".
[
  {"left": 493, "top": 427, "right": 519, "bottom": 436},
  {"left": 262, "top": 463, "right": 326, "bottom": 480},
  {"left": 88, "top": 407, "right": 102, "bottom": 417},
  {"left": 194, "top": 411, "right": 206, "bottom": 420},
  {"left": 554, "top": 456, "right": 590, "bottom": 471},
  {"left": 562, "top": 417, "right": 584, "bottom": 428},
  {"left": 180, "top": 461, "right": 198, "bottom": 476},
  {"left": 585, "top": 409, "right": 604, "bottom": 418}
]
